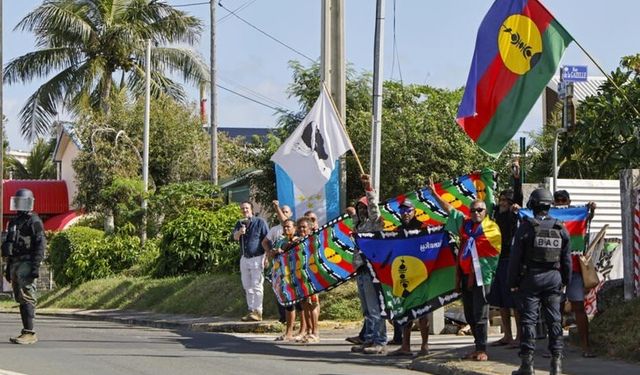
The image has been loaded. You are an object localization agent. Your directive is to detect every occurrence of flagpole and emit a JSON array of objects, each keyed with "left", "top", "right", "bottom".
[
  {"left": 370, "top": 0, "right": 385, "bottom": 192},
  {"left": 321, "top": 84, "right": 365, "bottom": 176},
  {"left": 572, "top": 39, "right": 640, "bottom": 118}
]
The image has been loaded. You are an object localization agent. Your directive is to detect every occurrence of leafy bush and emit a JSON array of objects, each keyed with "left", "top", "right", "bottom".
[
  {"left": 147, "top": 181, "right": 223, "bottom": 237},
  {"left": 49, "top": 226, "right": 155, "bottom": 286},
  {"left": 48, "top": 226, "right": 105, "bottom": 286},
  {"left": 155, "top": 204, "right": 242, "bottom": 277}
]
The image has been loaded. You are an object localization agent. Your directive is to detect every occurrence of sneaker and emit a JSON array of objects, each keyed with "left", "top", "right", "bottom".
[
  {"left": 240, "top": 312, "right": 253, "bottom": 322},
  {"left": 10, "top": 330, "right": 38, "bottom": 345},
  {"left": 363, "top": 344, "right": 387, "bottom": 355},
  {"left": 248, "top": 311, "right": 262, "bottom": 321}
]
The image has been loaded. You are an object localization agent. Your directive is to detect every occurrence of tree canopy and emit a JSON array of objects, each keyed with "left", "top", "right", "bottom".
[
  {"left": 4, "top": 0, "right": 208, "bottom": 140},
  {"left": 251, "top": 62, "right": 516, "bottom": 209}
]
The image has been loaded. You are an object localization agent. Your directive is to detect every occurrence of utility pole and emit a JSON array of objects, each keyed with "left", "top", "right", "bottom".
[
  {"left": 210, "top": 0, "right": 219, "bottom": 185},
  {"left": 0, "top": 0, "right": 4, "bottom": 288},
  {"left": 370, "top": 0, "right": 385, "bottom": 192},
  {"left": 141, "top": 39, "right": 151, "bottom": 244},
  {"left": 321, "top": 0, "right": 346, "bottom": 211}
]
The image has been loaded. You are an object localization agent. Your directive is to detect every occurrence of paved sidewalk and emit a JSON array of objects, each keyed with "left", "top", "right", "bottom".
[
  {"left": 410, "top": 336, "right": 640, "bottom": 375},
  {"left": 8, "top": 308, "right": 640, "bottom": 375}
]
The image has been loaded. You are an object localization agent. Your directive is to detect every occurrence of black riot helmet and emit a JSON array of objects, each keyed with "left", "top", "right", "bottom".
[
  {"left": 10, "top": 188, "right": 35, "bottom": 213},
  {"left": 526, "top": 188, "right": 553, "bottom": 210}
]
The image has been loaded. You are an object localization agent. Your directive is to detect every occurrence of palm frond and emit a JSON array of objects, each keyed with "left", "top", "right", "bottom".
[
  {"left": 4, "top": 47, "right": 81, "bottom": 84},
  {"left": 15, "top": 0, "right": 95, "bottom": 47},
  {"left": 149, "top": 47, "right": 209, "bottom": 87},
  {"left": 19, "top": 63, "right": 95, "bottom": 140}
]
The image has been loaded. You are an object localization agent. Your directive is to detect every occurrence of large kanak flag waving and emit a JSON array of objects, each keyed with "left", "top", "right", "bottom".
[
  {"left": 457, "top": 0, "right": 573, "bottom": 156},
  {"left": 271, "top": 86, "right": 352, "bottom": 196}
]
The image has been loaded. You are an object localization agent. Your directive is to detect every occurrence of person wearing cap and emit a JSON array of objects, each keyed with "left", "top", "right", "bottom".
[
  {"left": 345, "top": 174, "right": 388, "bottom": 355},
  {"left": 387, "top": 198, "right": 432, "bottom": 357},
  {"left": 1, "top": 188, "right": 46, "bottom": 345},
  {"left": 553, "top": 190, "right": 597, "bottom": 358},
  {"left": 488, "top": 159, "right": 523, "bottom": 348},
  {"left": 429, "top": 177, "right": 501, "bottom": 362}
]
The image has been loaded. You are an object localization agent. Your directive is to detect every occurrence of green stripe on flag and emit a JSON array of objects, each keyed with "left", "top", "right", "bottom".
[{"left": 476, "top": 20, "right": 573, "bottom": 156}]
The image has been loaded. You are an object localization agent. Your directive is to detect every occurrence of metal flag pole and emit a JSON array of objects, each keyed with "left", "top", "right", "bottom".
[{"left": 370, "top": 0, "right": 385, "bottom": 193}]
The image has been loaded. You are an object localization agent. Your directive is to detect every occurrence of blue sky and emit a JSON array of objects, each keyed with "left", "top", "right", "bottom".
[{"left": 3, "top": 0, "right": 638, "bottom": 151}]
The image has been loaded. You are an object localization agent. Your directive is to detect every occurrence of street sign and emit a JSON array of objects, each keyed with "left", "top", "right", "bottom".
[{"left": 561, "top": 65, "right": 588, "bottom": 82}]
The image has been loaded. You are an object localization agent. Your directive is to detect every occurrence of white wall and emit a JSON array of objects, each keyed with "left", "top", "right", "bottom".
[{"left": 60, "top": 142, "right": 80, "bottom": 209}]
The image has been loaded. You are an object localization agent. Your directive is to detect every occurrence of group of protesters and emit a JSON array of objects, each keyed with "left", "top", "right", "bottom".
[{"left": 231, "top": 162, "right": 596, "bottom": 374}]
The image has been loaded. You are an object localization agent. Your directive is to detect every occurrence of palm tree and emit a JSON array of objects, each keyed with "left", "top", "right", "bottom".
[
  {"left": 7, "top": 138, "right": 57, "bottom": 180},
  {"left": 4, "top": 0, "right": 209, "bottom": 140}
]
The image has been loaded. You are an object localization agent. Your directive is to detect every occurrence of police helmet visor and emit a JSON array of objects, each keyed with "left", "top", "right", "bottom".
[{"left": 10, "top": 196, "right": 34, "bottom": 212}]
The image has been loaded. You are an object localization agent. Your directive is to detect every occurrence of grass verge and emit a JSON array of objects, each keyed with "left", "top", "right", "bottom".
[
  {"left": 1, "top": 274, "right": 361, "bottom": 321},
  {"left": 590, "top": 296, "right": 640, "bottom": 362}
]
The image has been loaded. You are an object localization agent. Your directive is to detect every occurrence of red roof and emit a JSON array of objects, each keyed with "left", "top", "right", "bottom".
[
  {"left": 44, "top": 210, "right": 81, "bottom": 231},
  {"left": 2, "top": 180, "right": 69, "bottom": 215}
]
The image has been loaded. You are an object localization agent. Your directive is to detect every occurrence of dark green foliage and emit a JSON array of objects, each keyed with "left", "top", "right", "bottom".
[
  {"left": 150, "top": 181, "right": 222, "bottom": 222},
  {"left": 155, "top": 205, "right": 242, "bottom": 277},
  {"left": 48, "top": 226, "right": 157, "bottom": 286},
  {"left": 48, "top": 226, "right": 105, "bottom": 286},
  {"left": 101, "top": 178, "right": 146, "bottom": 234},
  {"left": 526, "top": 54, "right": 640, "bottom": 181}
]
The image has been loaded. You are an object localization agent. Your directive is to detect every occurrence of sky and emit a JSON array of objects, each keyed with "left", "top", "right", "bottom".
[{"left": 3, "top": 0, "right": 638, "bottom": 152}]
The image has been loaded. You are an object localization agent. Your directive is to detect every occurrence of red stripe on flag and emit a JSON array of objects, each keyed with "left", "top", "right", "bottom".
[
  {"left": 457, "top": 56, "right": 519, "bottom": 140},
  {"left": 563, "top": 220, "right": 587, "bottom": 236}
]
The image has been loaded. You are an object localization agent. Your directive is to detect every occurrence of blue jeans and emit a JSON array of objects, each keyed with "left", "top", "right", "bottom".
[{"left": 356, "top": 269, "right": 387, "bottom": 345}]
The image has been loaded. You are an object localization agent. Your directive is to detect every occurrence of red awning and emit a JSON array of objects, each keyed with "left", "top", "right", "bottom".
[
  {"left": 3, "top": 180, "right": 69, "bottom": 215},
  {"left": 43, "top": 210, "right": 81, "bottom": 231}
]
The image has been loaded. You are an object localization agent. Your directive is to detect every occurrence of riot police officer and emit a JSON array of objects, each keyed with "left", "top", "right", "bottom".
[
  {"left": 1, "top": 189, "right": 46, "bottom": 345},
  {"left": 508, "top": 189, "right": 571, "bottom": 375}
]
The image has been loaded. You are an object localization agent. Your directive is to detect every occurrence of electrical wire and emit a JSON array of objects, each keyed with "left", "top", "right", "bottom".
[
  {"left": 217, "top": 84, "right": 292, "bottom": 113},
  {"left": 218, "top": 76, "right": 289, "bottom": 109},
  {"left": 173, "top": 1, "right": 209, "bottom": 8},
  {"left": 217, "top": 1, "right": 315, "bottom": 63},
  {"left": 390, "top": 0, "right": 403, "bottom": 83}
]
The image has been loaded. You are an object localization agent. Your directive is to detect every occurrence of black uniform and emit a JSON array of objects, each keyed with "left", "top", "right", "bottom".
[
  {"left": 507, "top": 214, "right": 571, "bottom": 357},
  {"left": 2, "top": 212, "right": 46, "bottom": 334}
]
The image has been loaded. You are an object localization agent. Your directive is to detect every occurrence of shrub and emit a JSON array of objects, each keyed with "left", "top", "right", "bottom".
[
  {"left": 49, "top": 226, "right": 154, "bottom": 285},
  {"left": 155, "top": 204, "right": 241, "bottom": 276},
  {"left": 48, "top": 226, "right": 105, "bottom": 286}
]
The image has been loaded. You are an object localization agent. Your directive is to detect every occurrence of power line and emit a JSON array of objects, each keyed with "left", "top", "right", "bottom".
[
  {"left": 217, "top": 83, "right": 292, "bottom": 113},
  {"left": 173, "top": 1, "right": 209, "bottom": 8},
  {"left": 219, "top": 0, "right": 258, "bottom": 24},
  {"left": 217, "top": 1, "right": 315, "bottom": 63},
  {"left": 218, "top": 76, "right": 289, "bottom": 109},
  {"left": 390, "top": 0, "right": 403, "bottom": 83}
]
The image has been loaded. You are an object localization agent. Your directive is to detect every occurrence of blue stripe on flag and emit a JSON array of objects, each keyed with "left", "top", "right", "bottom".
[
  {"left": 275, "top": 163, "right": 296, "bottom": 219},
  {"left": 325, "top": 160, "right": 341, "bottom": 221}
]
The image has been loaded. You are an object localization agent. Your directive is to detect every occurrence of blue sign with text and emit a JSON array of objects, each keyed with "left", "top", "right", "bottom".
[{"left": 561, "top": 65, "right": 588, "bottom": 82}]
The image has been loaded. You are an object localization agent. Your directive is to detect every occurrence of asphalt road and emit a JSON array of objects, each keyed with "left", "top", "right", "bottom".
[{"left": 0, "top": 313, "right": 429, "bottom": 375}]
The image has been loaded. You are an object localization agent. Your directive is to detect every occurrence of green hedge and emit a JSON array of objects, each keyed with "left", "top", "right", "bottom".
[
  {"left": 155, "top": 204, "right": 241, "bottom": 276},
  {"left": 48, "top": 226, "right": 156, "bottom": 286}
]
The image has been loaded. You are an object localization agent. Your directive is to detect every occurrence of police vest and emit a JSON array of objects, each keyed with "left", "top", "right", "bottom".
[{"left": 525, "top": 217, "right": 563, "bottom": 267}]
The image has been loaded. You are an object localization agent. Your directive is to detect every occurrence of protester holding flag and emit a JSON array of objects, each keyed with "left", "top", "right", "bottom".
[
  {"left": 430, "top": 177, "right": 501, "bottom": 362},
  {"left": 262, "top": 201, "right": 293, "bottom": 323},
  {"left": 488, "top": 159, "right": 523, "bottom": 348},
  {"left": 233, "top": 202, "right": 269, "bottom": 322},
  {"left": 553, "top": 190, "right": 597, "bottom": 358},
  {"left": 294, "top": 217, "right": 321, "bottom": 344},
  {"left": 271, "top": 219, "right": 299, "bottom": 342},
  {"left": 345, "top": 175, "right": 388, "bottom": 355},
  {"left": 388, "top": 200, "right": 432, "bottom": 358}
]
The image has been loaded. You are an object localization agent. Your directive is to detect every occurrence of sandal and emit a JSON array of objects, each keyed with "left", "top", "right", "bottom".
[
  {"left": 582, "top": 351, "right": 596, "bottom": 358},
  {"left": 417, "top": 348, "right": 430, "bottom": 356},
  {"left": 301, "top": 334, "right": 320, "bottom": 344},
  {"left": 387, "top": 349, "right": 413, "bottom": 357},
  {"left": 462, "top": 351, "right": 478, "bottom": 360}
]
